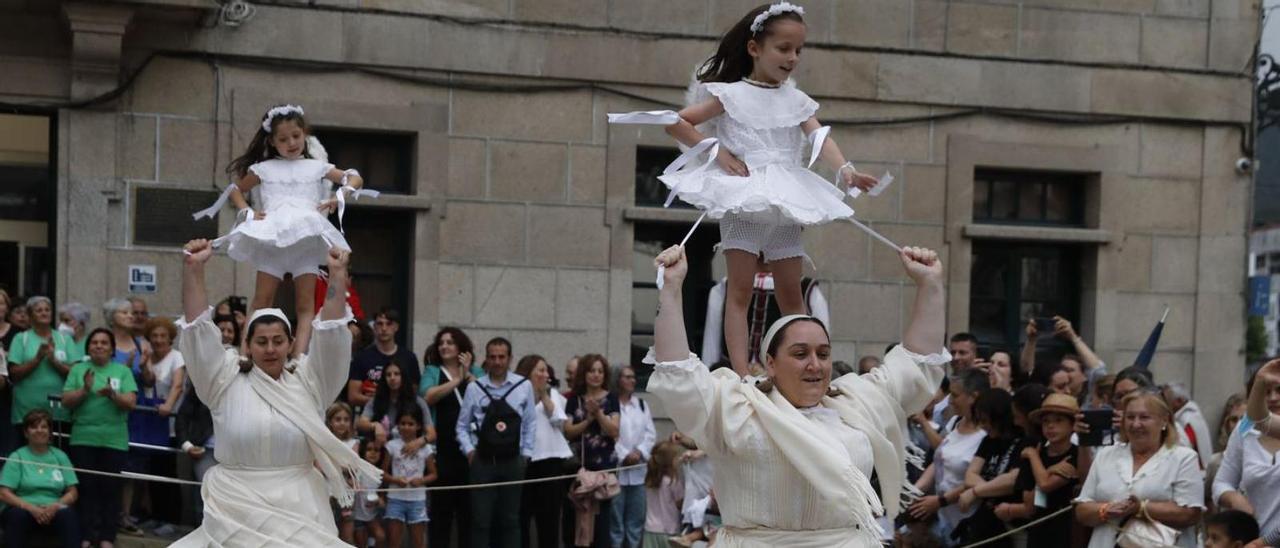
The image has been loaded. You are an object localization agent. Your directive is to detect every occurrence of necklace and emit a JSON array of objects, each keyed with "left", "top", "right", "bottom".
[{"left": 742, "top": 77, "right": 781, "bottom": 88}]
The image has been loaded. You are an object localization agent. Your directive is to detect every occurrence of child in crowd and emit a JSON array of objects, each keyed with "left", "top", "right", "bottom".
[
  {"left": 1013, "top": 393, "right": 1081, "bottom": 548},
  {"left": 1204, "top": 510, "right": 1261, "bottom": 548},
  {"left": 642, "top": 441, "right": 684, "bottom": 548},
  {"left": 354, "top": 438, "right": 388, "bottom": 548},
  {"left": 326, "top": 402, "right": 358, "bottom": 542},
  {"left": 384, "top": 406, "right": 436, "bottom": 548}
]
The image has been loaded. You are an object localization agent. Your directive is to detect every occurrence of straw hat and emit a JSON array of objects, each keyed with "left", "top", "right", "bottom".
[{"left": 1028, "top": 393, "right": 1080, "bottom": 424}]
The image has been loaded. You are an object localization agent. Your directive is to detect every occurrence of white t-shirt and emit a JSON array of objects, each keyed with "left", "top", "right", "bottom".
[
  {"left": 934, "top": 421, "right": 986, "bottom": 529},
  {"left": 148, "top": 349, "right": 186, "bottom": 436},
  {"left": 532, "top": 390, "right": 573, "bottom": 462},
  {"left": 385, "top": 438, "right": 432, "bottom": 502}
]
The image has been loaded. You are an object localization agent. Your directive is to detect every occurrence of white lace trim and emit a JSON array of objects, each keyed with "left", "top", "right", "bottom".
[
  {"left": 641, "top": 347, "right": 704, "bottom": 372},
  {"left": 177, "top": 306, "right": 215, "bottom": 330},
  {"left": 705, "top": 80, "right": 818, "bottom": 130},
  {"left": 249, "top": 158, "right": 333, "bottom": 186}
]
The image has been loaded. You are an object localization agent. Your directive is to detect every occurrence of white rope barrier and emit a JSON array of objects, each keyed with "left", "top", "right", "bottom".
[
  {"left": 0, "top": 455, "right": 645, "bottom": 493},
  {"left": 957, "top": 503, "right": 1077, "bottom": 548}
]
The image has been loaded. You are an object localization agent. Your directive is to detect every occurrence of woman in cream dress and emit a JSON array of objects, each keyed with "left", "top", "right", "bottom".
[
  {"left": 647, "top": 245, "right": 949, "bottom": 547},
  {"left": 171, "top": 239, "right": 380, "bottom": 547}
]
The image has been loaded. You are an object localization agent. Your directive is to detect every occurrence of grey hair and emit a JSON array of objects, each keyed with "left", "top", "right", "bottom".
[
  {"left": 1163, "top": 382, "right": 1192, "bottom": 404},
  {"left": 25, "top": 295, "right": 51, "bottom": 309},
  {"left": 102, "top": 298, "right": 131, "bottom": 328},
  {"left": 954, "top": 368, "right": 991, "bottom": 395},
  {"left": 58, "top": 302, "right": 91, "bottom": 327}
]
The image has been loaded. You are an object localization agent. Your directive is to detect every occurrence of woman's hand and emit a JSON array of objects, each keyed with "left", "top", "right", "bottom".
[
  {"left": 1021, "top": 446, "right": 1038, "bottom": 461},
  {"left": 1106, "top": 497, "right": 1138, "bottom": 520},
  {"left": 183, "top": 239, "right": 215, "bottom": 265},
  {"left": 1053, "top": 316, "right": 1078, "bottom": 340},
  {"left": 81, "top": 370, "right": 95, "bottom": 393},
  {"left": 157, "top": 402, "right": 173, "bottom": 417},
  {"left": 908, "top": 494, "right": 942, "bottom": 520},
  {"left": 254, "top": 210, "right": 266, "bottom": 220},
  {"left": 1026, "top": 318, "right": 1039, "bottom": 340},
  {"left": 403, "top": 436, "right": 427, "bottom": 456},
  {"left": 715, "top": 148, "right": 749, "bottom": 177},
  {"left": 654, "top": 245, "right": 688, "bottom": 289},
  {"left": 317, "top": 199, "right": 338, "bottom": 215},
  {"left": 327, "top": 247, "right": 350, "bottom": 274},
  {"left": 900, "top": 247, "right": 942, "bottom": 286},
  {"left": 458, "top": 352, "right": 474, "bottom": 370},
  {"left": 584, "top": 397, "right": 602, "bottom": 416}
]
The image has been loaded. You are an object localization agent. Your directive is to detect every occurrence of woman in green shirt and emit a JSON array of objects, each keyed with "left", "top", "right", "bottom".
[
  {"left": 6, "top": 296, "right": 81, "bottom": 439},
  {"left": 62, "top": 327, "right": 137, "bottom": 548},
  {"left": 0, "top": 408, "right": 80, "bottom": 548}
]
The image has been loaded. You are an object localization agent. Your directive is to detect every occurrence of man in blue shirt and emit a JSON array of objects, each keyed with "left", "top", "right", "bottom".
[{"left": 456, "top": 337, "right": 536, "bottom": 548}]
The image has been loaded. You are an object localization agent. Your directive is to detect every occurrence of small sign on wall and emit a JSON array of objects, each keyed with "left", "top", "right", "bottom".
[{"left": 129, "top": 264, "right": 157, "bottom": 294}]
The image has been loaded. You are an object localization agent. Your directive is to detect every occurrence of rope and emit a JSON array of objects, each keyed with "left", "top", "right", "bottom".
[
  {"left": 957, "top": 503, "right": 1077, "bottom": 548},
  {"left": 2, "top": 451, "right": 1083, "bottom": 545},
  {"left": 0, "top": 454, "right": 645, "bottom": 493}
]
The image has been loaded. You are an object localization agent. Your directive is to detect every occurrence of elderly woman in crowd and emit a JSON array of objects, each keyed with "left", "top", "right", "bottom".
[
  {"left": 1215, "top": 360, "right": 1280, "bottom": 544},
  {"left": 1075, "top": 391, "right": 1204, "bottom": 548},
  {"left": 0, "top": 408, "right": 80, "bottom": 548},
  {"left": 171, "top": 239, "right": 379, "bottom": 546},
  {"left": 7, "top": 296, "right": 81, "bottom": 441},
  {"left": 647, "top": 245, "right": 948, "bottom": 547},
  {"left": 57, "top": 302, "right": 91, "bottom": 351},
  {"left": 62, "top": 327, "right": 138, "bottom": 548}
]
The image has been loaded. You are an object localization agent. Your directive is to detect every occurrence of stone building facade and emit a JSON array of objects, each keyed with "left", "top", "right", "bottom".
[{"left": 0, "top": 0, "right": 1258, "bottom": 427}]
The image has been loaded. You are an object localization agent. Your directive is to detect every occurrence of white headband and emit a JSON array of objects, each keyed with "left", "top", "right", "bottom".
[
  {"left": 750, "top": 2, "right": 804, "bottom": 33},
  {"left": 758, "top": 314, "right": 825, "bottom": 365},
  {"left": 262, "top": 105, "right": 304, "bottom": 133},
  {"left": 248, "top": 308, "right": 293, "bottom": 334}
]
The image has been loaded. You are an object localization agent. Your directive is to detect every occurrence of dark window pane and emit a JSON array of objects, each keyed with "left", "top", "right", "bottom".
[
  {"left": 974, "top": 179, "right": 991, "bottom": 220},
  {"left": 1045, "top": 181, "right": 1074, "bottom": 222},
  {"left": 134, "top": 188, "right": 220, "bottom": 246},
  {"left": 1020, "top": 256, "right": 1061, "bottom": 300},
  {"left": 314, "top": 129, "right": 415, "bottom": 194},
  {"left": 0, "top": 166, "right": 50, "bottom": 222},
  {"left": 631, "top": 221, "right": 717, "bottom": 387},
  {"left": 635, "top": 147, "right": 693, "bottom": 208},
  {"left": 991, "top": 180, "right": 1018, "bottom": 220},
  {"left": 1018, "top": 181, "right": 1044, "bottom": 220},
  {"left": 969, "top": 241, "right": 1081, "bottom": 355}
]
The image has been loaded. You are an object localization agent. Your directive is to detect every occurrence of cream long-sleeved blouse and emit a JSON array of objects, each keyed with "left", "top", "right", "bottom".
[{"left": 646, "top": 345, "right": 948, "bottom": 547}]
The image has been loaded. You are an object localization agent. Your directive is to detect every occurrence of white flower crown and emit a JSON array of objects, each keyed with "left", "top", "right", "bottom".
[
  {"left": 262, "top": 104, "right": 305, "bottom": 133},
  {"left": 749, "top": 2, "right": 804, "bottom": 33}
]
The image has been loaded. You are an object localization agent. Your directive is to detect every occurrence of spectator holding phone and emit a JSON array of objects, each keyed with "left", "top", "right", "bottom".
[{"left": 1020, "top": 317, "right": 1108, "bottom": 408}]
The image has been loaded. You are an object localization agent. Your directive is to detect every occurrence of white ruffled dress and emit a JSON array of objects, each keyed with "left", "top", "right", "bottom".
[
  {"left": 660, "top": 80, "right": 852, "bottom": 226},
  {"left": 220, "top": 159, "right": 350, "bottom": 278}
]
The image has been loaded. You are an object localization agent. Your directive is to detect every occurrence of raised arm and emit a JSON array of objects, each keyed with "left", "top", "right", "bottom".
[
  {"left": 183, "top": 240, "right": 214, "bottom": 324},
  {"left": 901, "top": 247, "right": 945, "bottom": 355},
  {"left": 1020, "top": 319, "right": 1038, "bottom": 377},
  {"left": 664, "top": 99, "right": 724, "bottom": 149},
  {"left": 1248, "top": 359, "right": 1280, "bottom": 436},
  {"left": 229, "top": 172, "right": 262, "bottom": 220},
  {"left": 302, "top": 247, "right": 355, "bottom": 404},
  {"left": 654, "top": 246, "right": 692, "bottom": 363},
  {"left": 179, "top": 239, "right": 237, "bottom": 407},
  {"left": 1055, "top": 317, "right": 1104, "bottom": 372}
]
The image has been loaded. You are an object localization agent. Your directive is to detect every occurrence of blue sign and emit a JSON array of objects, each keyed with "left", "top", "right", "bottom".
[{"left": 1250, "top": 275, "right": 1271, "bottom": 317}]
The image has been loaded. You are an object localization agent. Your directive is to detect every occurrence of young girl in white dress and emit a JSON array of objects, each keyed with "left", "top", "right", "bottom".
[
  {"left": 219, "top": 105, "right": 365, "bottom": 354},
  {"left": 611, "top": 2, "right": 881, "bottom": 376}
]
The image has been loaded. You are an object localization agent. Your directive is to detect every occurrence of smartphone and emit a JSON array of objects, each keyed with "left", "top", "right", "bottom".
[
  {"left": 1079, "top": 409, "right": 1116, "bottom": 447},
  {"left": 1034, "top": 317, "right": 1056, "bottom": 333}
]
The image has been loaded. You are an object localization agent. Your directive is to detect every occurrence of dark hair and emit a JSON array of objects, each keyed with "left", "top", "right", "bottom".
[
  {"left": 1206, "top": 510, "right": 1260, "bottom": 542},
  {"left": 765, "top": 317, "right": 829, "bottom": 359},
  {"left": 515, "top": 354, "right": 547, "bottom": 378},
  {"left": 87, "top": 327, "right": 117, "bottom": 357},
  {"left": 1012, "top": 383, "right": 1050, "bottom": 416},
  {"left": 949, "top": 332, "right": 979, "bottom": 346},
  {"left": 973, "top": 388, "right": 1015, "bottom": 438},
  {"left": 350, "top": 319, "right": 373, "bottom": 350},
  {"left": 1114, "top": 366, "right": 1154, "bottom": 391},
  {"left": 214, "top": 314, "right": 242, "bottom": 347},
  {"left": 226, "top": 106, "right": 314, "bottom": 179},
  {"left": 697, "top": 3, "right": 805, "bottom": 83},
  {"left": 373, "top": 307, "right": 401, "bottom": 325},
  {"left": 394, "top": 401, "right": 426, "bottom": 438},
  {"left": 246, "top": 314, "right": 294, "bottom": 342},
  {"left": 22, "top": 408, "right": 52, "bottom": 434},
  {"left": 573, "top": 353, "right": 611, "bottom": 396},
  {"left": 371, "top": 362, "right": 416, "bottom": 424},
  {"left": 831, "top": 361, "right": 855, "bottom": 378},
  {"left": 954, "top": 368, "right": 990, "bottom": 396},
  {"left": 220, "top": 296, "right": 247, "bottom": 316},
  {"left": 486, "top": 337, "right": 512, "bottom": 356},
  {"left": 424, "top": 327, "right": 474, "bottom": 365},
  {"left": 358, "top": 436, "right": 387, "bottom": 466}
]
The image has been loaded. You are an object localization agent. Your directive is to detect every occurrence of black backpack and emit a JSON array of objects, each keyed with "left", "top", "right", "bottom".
[{"left": 475, "top": 378, "right": 529, "bottom": 458}]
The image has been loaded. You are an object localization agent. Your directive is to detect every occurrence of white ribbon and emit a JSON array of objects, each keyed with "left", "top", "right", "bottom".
[
  {"left": 662, "top": 138, "right": 719, "bottom": 207},
  {"left": 607, "top": 110, "right": 681, "bottom": 125},
  {"left": 334, "top": 170, "right": 379, "bottom": 233},
  {"left": 845, "top": 216, "right": 901, "bottom": 253},
  {"left": 807, "top": 125, "right": 831, "bottom": 169},
  {"left": 191, "top": 184, "right": 238, "bottom": 220}
]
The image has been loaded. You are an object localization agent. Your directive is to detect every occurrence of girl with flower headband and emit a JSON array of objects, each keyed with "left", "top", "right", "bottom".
[
  {"left": 197, "top": 104, "right": 374, "bottom": 355},
  {"left": 610, "top": 2, "right": 888, "bottom": 377}
]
